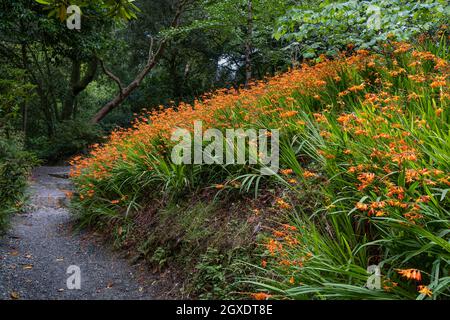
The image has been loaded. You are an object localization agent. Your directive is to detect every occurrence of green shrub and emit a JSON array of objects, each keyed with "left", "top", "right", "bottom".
[
  {"left": 275, "top": 0, "right": 449, "bottom": 58},
  {"left": 28, "top": 120, "right": 104, "bottom": 163},
  {"left": 0, "top": 132, "right": 37, "bottom": 232}
]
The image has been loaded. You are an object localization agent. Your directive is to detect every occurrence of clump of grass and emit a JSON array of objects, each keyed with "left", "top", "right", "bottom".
[{"left": 249, "top": 37, "right": 449, "bottom": 300}]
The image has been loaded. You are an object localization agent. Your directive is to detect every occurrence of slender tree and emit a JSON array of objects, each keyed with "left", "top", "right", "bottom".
[{"left": 91, "top": 0, "right": 192, "bottom": 123}]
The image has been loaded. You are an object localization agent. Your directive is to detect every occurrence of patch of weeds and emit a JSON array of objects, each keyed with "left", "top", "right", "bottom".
[
  {"left": 191, "top": 246, "right": 257, "bottom": 300},
  {"left": 150, "top": 246, "right": 169, "bottom": 270}
]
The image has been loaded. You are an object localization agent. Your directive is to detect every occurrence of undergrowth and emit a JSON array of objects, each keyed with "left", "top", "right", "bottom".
[{"left": 0, "top": 133, "right": 37, "bottom": 232}]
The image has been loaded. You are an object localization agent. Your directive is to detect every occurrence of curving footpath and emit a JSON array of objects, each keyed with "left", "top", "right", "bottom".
[{"left": 0, "top": 167, "right": 155, "bottom": 300}]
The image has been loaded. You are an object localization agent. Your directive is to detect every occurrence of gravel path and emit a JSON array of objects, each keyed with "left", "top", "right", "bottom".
[{"left": 0, "top": 167, "right": 155, "bottom": 300}]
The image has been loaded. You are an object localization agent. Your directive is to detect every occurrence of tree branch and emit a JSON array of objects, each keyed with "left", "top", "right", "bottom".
[
  {"left": 91, "top": 0, "right": 191, "bottom": 123},
  {"left": 99, "top": 59, "right": 124, "bottom": 96}
]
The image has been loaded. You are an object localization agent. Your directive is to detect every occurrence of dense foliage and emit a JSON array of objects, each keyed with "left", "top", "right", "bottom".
[
  {"left": 1, "top": 0, "right": 449, "bottom": 300},
  {"left": 252, "top": 36, "right": 450, "bottom": 300},
  {"left": 71, "top": 31, "right": 449, "bottom": 299},
  {"left": 0, "top": 135, "right": 36, "bottom": 232},
  {"left": 0, "top": 65, "right": 37, "bottom": 231},
  {"left": 275, "top": 0, "right": 450, "bottom": 58}
]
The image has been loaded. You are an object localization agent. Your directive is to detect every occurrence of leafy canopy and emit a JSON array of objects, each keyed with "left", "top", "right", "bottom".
[
  {"left": 35, "top": 0, "right": 140, "bottom": 21},
  {"left": 275, "top": 0, "right": 450, "bottom": 58}
]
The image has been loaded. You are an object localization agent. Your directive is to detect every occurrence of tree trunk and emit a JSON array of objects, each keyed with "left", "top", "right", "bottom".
[
  {"left": 62, "top": 58, "right": 98, "bottom": 120},
  {"left": 168, "top": 53, "right": 183, "bottom": 104},
  {"left": 244, "top": 0, "right": 253, "bottom": 87},
  {"left": 21, "top": 101, "right": 28, "bottom": 139},
  {"left": 37, "top": 87, "right": 55, "bottom": 137},
  {"left": 91, "top": 55, "right": 161, "bottom": 123}
]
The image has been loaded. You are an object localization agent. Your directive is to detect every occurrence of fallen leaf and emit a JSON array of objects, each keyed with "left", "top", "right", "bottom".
[
  {"left": 23, "top": 264, "right": 33, "bottom": 270},
  {"left": 25, "top": 254, "right": 33, "bottom": 259},
  {"left": 10, "top": 251, "right": 19, "bottom": 256},
  {"left": 56, "top": 257, "right": 64, "bottom": 262},
  {"left": 106, "top": 281, "right": 114, "bottom": 289},
  {"left": 10, "top": 292, "right": 20, "bottom": 300}
]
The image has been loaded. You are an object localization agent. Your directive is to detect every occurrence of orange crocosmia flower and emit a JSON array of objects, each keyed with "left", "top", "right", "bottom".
[
  {"left": 280, "top": 169, "right": 293, "bottom": 175},
  {"left": 64, "top": 191, "right": 74, "bottom": 199},
  {"left": 313, "top": 113, "right": 327, "bottom": 123},
  {"left": 439, "top": 177, "right": 450, "bottom": 186},
  {"left": 280, "top": 110, "right": 299, "bottom": 118},
  {"left": 111, "top": 200, "right": 120, "bottom": 205},
  {"left": 354, "top": 129, "right": 368, "bottom": 136},
  {"left": 266, "top": 239, "right": 282, "bottom": 255},
  {"left": 432, "top": 169, "right": 444, "bottom": 176},
  {"left": 367, "top": 60, "right": 376, "bottom": 68},
  {"left": 393, "top": 42, "right": 412, "bottom": 54},
  {"left": 407, "top": 92, "right": 420, "bottom": 100},
  {"left": 368, "top": 201, "right": 386, "bottom": 216},
  {"left": 405, "top": 169, "right": 420, "bottom": 183},
  {"left": 357, "top": 172, "right": 376, "bottom": 190},
  {"left": 338, "top": 90, "right": 350, "bottom": 97},
  {"left": 416, "top": 195, "right": 431, "bottom": 203},
  {"left": 303, "top": 170, "right": 318, "bottom": 179},
  {"left": 215, "top": 184, "right": 225, "bottom": 190},
  {"left": 289, "top": 277, "right": 295, "bottom": 284},
  {"left": 430, "top": 80, "right": 446, "bottom": 88},
  {"left": 375, "top": 211, "right": 385, "bottom": 217},
  {"left": 418, "top": 285, "right": 432, "bottom": 297},
  {"left": 282, "top": 224, "right": 297, "bottom": 231},
  {"left": 320, "top": 130, "right": 332, "bottom": 139},
  {"left": 315, "top": 80, "right": 327, "bottom": 86},
  {"left": 348, "top": 83, "right": 365, "bottom": 92},
  {"left": 370, "top": 201, "right": 386, "bottom": 209},
  {"left": 357, "top": 49, "right": 370, "bottom": 55},
  {"left": 397, "top": 269, "right": 422, "bottom": 281},
  {"left": 356, "top": 202, "right": 368, "bottom": 211},
  {"left": 261, "top": 260, "right": 267, "bottom": 268},
  {"left": 280, "top": 259, "right": 291, "bottom": 266},
  {"left": 387, "top": 186, "right": 405, "bottom": 200},
  {"left": 404, "top": 211, "right": 424, "bottom": 222},
  {"left": 276, "top": 199, "right": 291, "bottom": 210},
  {"left": 273, "top": 230, "right": 286, "bottom": 238},
  {"left": 251, "top": 293, "right": 272, "bottom": 300}
]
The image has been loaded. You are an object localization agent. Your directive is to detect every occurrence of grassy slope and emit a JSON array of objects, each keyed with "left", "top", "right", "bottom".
[{"left": 71, "top": 34, "right": 449, "bottom": 299}]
